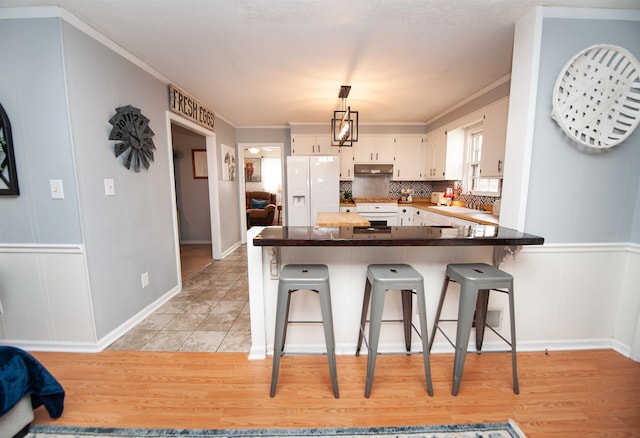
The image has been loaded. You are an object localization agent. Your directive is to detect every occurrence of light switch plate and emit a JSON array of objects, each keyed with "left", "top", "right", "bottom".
[
  {"left": 49, "top": 179, "right": 64, "bottom": 199},
  {"left": 104, "top": 178, "right": 115, "bottom": 196}
]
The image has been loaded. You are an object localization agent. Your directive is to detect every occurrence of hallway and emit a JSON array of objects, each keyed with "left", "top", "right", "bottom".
[{"left": 108, "top": 244, "right": 250, "bottom": 353}]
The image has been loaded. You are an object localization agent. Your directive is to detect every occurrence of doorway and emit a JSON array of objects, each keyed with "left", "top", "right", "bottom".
[
  {"left": 171, "top": 122, "right": 213, "bottom": 281},
  {"left": 239, "top": 143, "right": 284, "bottom": 237}
]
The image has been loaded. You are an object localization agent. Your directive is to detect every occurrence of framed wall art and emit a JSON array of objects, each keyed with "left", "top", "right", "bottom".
[
  {"left": 0, "top": 102, "right": 19, "bottom": 195},
  {"left": 221, "top": 144, "right": 236, "bottom": 181},
  {"left": 192, "top": 149, "right": 208, "bottom": 179},
  {"left": 244, "top": 158, "right": 261, "bottom": 182}
]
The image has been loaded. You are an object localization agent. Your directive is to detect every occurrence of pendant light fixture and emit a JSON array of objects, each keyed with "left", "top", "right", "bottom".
[{"left": 331, "top": 85, "right": 358, "bottom": 147}]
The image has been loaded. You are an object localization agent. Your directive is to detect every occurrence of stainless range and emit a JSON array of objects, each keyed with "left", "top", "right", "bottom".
[{"left": 354, "top": 198, "right": 399, "bottom": 226}]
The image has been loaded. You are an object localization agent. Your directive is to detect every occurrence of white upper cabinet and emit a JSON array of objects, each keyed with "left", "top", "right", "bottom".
[
  {"left": 443, "top": 128, "right": 464, "bottom": 180},
  {"left": 354, "top": 134, "right": 396, "bottom": 163},
  {"left": 425, "top": 127, "right": 464, "bottom": 181},
  {"left": 394, "top": 134, "right": 426, "bottom": 180},
  {"left": 480, "top": 97, "right": 509, "bottom": 177},
  {"left": 338, "top": 146, "right": 354, "bottom": 180},
  {"left": 291, "top": 134, "right": 337, "bottom": 155},
  {"left": 425, "top": 129, "right": 444, "bottom": 180}
]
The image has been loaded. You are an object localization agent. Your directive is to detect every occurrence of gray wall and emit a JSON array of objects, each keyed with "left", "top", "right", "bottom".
[
  {"left": 171, "top": 124, "right": 211, "bottom": 243},
  {"left": 525, "top": 17, "right": 640, "bottom": 244},
  {"left": 1, "top": 17, "right": 181, "bottom": 340},
  {"left": 212, "top": 117, "right": 241, "bottom": 253},
  {"left": 0, "top": 18, "right": 83, "bottom": 244},
  {"left": 427, "top": 80, "right": 511, "bottom": 131},
  {"left": 61, "top": 21, "right": 179, "bottom": 338}
]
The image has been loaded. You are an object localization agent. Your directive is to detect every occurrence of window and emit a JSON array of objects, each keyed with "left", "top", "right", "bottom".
[
  {"left": 464, "top": 124, "right": 501, "bottom": 196},
  {"left": 261, "top": 157, "right": 282, "bottom": 195}
]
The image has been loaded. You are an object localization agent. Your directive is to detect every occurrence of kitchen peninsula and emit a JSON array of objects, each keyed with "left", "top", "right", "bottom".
[{"left": 246, "top": 224, "right": 543, "bottom": 359}]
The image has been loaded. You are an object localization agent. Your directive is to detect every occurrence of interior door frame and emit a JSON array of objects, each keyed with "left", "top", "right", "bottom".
[
  {"left": 238, "top": 142, "right": 284, "bottom": 244},
  {"left": 166, "top": 112, "right": 222, "bottom": 268}
]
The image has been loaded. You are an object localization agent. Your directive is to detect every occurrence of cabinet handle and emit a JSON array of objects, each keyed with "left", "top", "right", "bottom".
[
  {"left": 498, "top": 159, "right": 502, "bottom": 172},
  {"left": 397, "top": 169, "right": 400, "bottom": 177},
  {"left": 370, "top": 153, "right": 373, "bottom": 161},
  {"left": 318, "top": 145, "right": 321, "bottom": 153},
  {"left": 376, "top": 152, "right": 379, "bottom": 160}
]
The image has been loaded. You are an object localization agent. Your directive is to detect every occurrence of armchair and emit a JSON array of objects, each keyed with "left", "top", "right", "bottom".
[{"left": 246, "top": 191, "right": 277, "bottom": 226}]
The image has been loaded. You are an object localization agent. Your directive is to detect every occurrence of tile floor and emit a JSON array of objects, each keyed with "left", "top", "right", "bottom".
[{"left": 108, "top": 244, "right": 250, "bottom": 353}]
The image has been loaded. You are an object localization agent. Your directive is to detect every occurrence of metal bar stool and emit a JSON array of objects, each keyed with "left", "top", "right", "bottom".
[
  {"left": 356, "top": 264, "right": 433, "bottom": 398},
  {"left": 429, "top": 262, "right": 518, "bottom": 396},
  {"left": 270, "top": 264, "right": 339, "bottom": 398}
]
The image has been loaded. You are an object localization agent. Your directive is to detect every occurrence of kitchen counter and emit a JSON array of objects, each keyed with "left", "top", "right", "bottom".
[
  {"left": 422, "top": 204, "right": 499, "bottom": 226},
  {"left": 316, "top": 212, "right": 370, "bottom": 226},
  {"left": 254, "top": 225, "right": 542, "bottom": 247},
  {"left": 342, "top": 197, "right": 499, "bottom": 225},
  {"left": 246, "top": 224, "right": 544, "bottom": 359},
  {"left": 403, "top": 199, "right": 499, "bottom": 226}
]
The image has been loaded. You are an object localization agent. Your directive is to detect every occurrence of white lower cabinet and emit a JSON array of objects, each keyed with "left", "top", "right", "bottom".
[
  {"left": 449, "top": 217, "right": 477, "bottom": 227},
  {"left": 413, "top": 207, "right": 478, "bottom": 227},
  {"left": 399, "top": 206, "right": 413, "bottom": 225},
  {"left": 418, "top": 209, "right": 451, "bottom": 226},
  {"left": 414, "top": 207, "right": 450, "bottom": 225}
]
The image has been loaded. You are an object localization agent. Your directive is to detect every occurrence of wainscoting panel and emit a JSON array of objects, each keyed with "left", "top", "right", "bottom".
[{"left": 0, "top": 245, "right": 95, "bottom": 346}]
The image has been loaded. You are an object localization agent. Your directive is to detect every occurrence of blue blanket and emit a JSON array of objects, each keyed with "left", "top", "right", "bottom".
[{"left": 0, "top": 346, "right": 65, "bottom": 418}]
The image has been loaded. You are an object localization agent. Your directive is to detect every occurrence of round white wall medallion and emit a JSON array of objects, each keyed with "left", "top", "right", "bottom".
[{"left": 551, "top": 44, "right": 640, "bottom": 150}]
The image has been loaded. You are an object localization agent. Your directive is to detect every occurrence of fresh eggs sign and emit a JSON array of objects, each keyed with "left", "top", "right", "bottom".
[{"left": 168, "top": 84, "right": 215, "bottom": 131}]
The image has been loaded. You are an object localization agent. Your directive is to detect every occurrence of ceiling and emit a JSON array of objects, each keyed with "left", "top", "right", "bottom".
[{"left": 2, "top": 0, "right": 639, "bottom": 127}]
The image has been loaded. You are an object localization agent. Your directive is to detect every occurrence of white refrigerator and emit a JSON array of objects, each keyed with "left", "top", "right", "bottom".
[{"left": 286, "top": 155, "right": 340, "bottom": 226}]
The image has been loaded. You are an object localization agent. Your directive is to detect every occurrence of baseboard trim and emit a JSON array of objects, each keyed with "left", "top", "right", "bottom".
[
  {"left": 96, "top": 284, "right": 183, "bottom": 351},
  {"left": 250, "top": 338, "right": 634, "bottom": 361}
]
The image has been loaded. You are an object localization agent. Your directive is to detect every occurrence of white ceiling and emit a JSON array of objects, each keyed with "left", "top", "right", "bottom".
[{"left": 2, "top": 0, "right": 639, "bottom": 127}]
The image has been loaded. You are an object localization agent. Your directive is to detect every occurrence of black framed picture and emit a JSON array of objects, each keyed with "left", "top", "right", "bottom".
[{"left": 0, "top": 103, "right": 19, "bottom": 195}]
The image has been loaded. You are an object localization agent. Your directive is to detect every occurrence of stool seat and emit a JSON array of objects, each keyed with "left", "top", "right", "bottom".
[
  {"left": 270, "top": 264, "right": 339, "bottom": 398},
  {"left": 446, "top": 263, "right": 513, "bottom": 289},
  {"left": 429, "top": 262, "right": 518, "bottom": 396},
  {"left": 356, "top": 264, "right": 433, "bottom": 398}
]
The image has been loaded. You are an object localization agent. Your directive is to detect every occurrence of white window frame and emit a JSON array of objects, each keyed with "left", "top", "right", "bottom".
[{"left": 464, "top": 124, "right": 501, "bottom": 196}]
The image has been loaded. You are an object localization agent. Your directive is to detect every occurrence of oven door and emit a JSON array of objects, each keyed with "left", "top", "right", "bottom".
[{"left": 358, "top": 213, "right": 399, "bottom": 226}]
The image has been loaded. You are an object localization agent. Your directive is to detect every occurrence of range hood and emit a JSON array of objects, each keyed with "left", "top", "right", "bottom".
[{"left": 353, "top": 164, "right": 393, "bottom": 175}]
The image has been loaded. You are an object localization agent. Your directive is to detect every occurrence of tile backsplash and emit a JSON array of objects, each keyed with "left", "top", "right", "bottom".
[{"left": 340, "top": 180, "right": 500, "bottom": 205}]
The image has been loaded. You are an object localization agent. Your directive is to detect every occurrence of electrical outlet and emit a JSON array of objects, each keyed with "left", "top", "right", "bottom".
[
  {"left": 486, "top": 308, "right": 502, "bottom": 329},
  {"left": 141, "top": 272, "right": 149, "bottom": 288}
]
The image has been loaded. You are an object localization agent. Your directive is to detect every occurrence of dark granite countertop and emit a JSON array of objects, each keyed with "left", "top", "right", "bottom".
[{"left": 253, "top": 225, "right": 544, "bottom": 247}]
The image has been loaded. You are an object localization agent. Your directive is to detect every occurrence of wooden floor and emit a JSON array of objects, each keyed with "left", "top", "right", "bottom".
[
  {"left": 180, "top": 243, "right": 213, "bottom": 281},
  {"left": 30, "top": 349, "right": 640, "bottom": 437}
]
